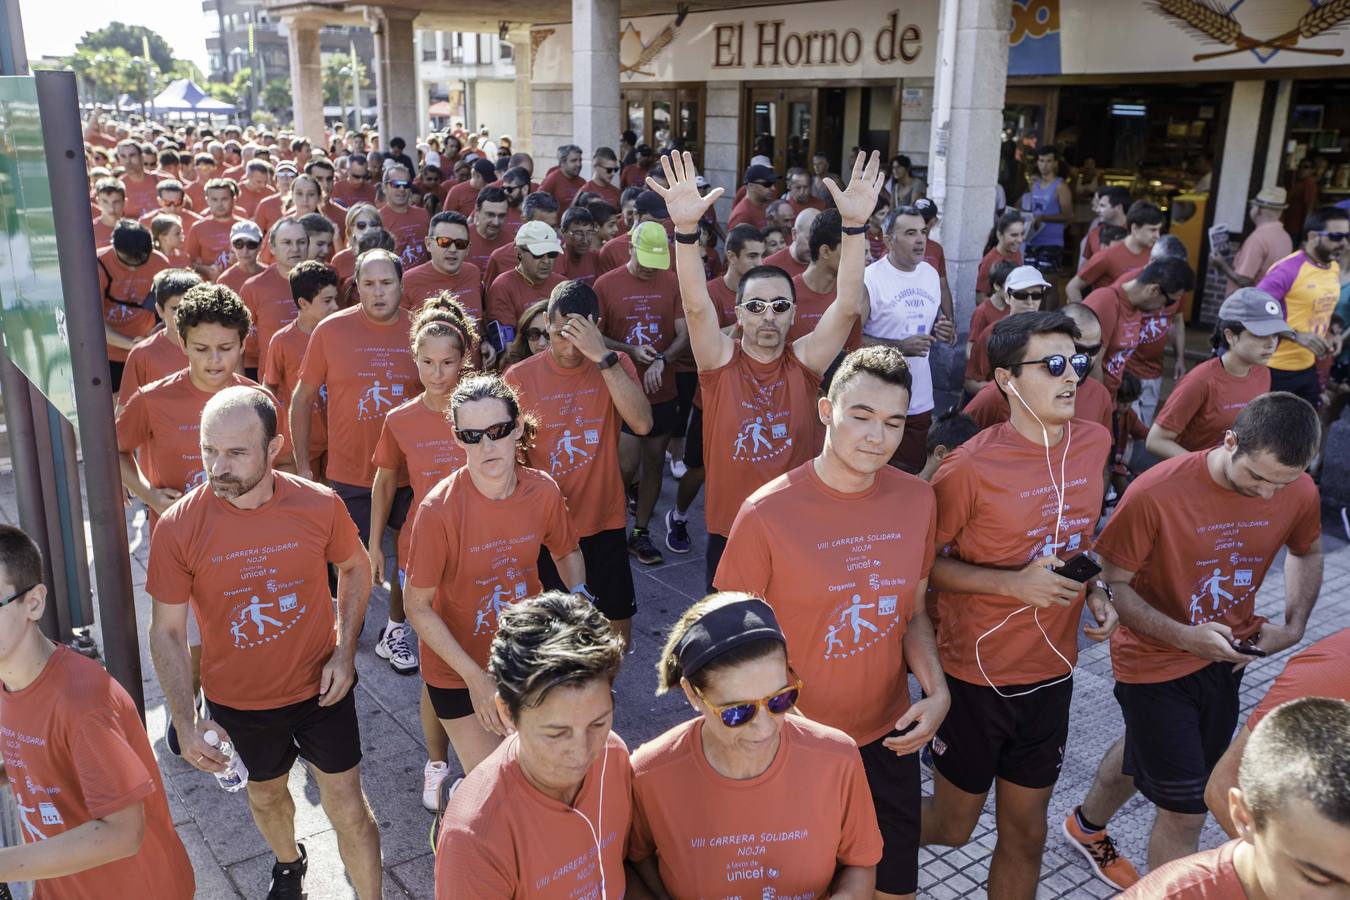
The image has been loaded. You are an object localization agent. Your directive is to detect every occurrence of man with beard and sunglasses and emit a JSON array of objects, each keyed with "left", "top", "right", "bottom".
[
  {"left": 1062, "top": 392, "right": 1323, "bottom": 890},
  {"left": 332, "top": 153, "right": 378, "bottom": 209},
  {"left": 920, "top": 310, "right": 1117, "bottom": 900},
  {"left": 379, "top": 164, "right": 431, "bottom": 269},
  {"left": 650, "top": 149, "right": 883, "bottom": 590},
  {"left": 148, "top": 386, "right": 381, "bottom": 900},
  {"left": 714, "top": 346, "right": 945, "bottom": 900},
  {"left": 580, "top": 147, "right": 622, "bottom": 208}
]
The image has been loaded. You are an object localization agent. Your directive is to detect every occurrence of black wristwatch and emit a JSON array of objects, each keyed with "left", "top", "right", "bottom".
[
  {"left": 674, "top": 230, "right": 700, "bottom": 244},
  {"left": 1091, "top": 579, "right": 1114, "bottom": 602},
  {"left": 597, "top": 351, "right": 621, "bottom": 370},
  {"left": 841, "top": 223, "right": 869, "bottom": 235}
]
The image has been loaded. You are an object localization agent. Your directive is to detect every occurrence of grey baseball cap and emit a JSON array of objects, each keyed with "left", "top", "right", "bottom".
[{"left": 1217, "top": 287, "right": 1293, "bottom": 337}]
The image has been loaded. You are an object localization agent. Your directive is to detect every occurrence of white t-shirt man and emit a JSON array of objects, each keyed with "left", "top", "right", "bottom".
[{"left": 862, "top": 257, "right": 942, "bottom": 415}]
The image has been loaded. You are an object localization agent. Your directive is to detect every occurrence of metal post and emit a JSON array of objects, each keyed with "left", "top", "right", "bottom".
[
  {"left": 33, "top": 70, "right": 143, "bottom": 715},
  {"left": 0, "top": 359, "right": 57, "bottom": 639}
]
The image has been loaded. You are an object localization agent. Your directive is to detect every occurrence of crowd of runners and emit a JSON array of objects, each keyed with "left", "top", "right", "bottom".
[{"left": 0, "top": 114, "right": 1345, "bottom": 900}]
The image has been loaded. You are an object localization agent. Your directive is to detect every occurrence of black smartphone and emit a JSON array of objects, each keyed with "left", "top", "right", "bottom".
[
  {"left": 1055, "top": 552, "right": 1102, "bottom": 584},
  {"left": 1232, "top": 636, "right": 1267, "bottom": 657}
]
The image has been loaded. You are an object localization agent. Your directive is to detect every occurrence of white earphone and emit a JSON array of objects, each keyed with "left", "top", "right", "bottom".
[{"left": 569, "top": 743, "right": 610, "bottom": 900}]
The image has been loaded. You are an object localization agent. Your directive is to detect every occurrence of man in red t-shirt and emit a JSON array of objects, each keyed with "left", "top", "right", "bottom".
[
  {"left": 1064, "top": 392, "right": 1323, "bottom": 887},
  {"left": 715, "top": 346, "right": 945, "bottom": 899},
  {"left": 922, "top": 310, "right": 1117, "bottom": 897},
  {"left": 485, "top": 221, "right": 566, "bottom": 346},
  {"left": 98, "top": 222, "right": 170, "bottom": 389},
  {"left": 91, "top": 176, "right": 125, "bottom": 248},
  {"left": 0, "top": 525, "right": 194, "bottom": 897},
  {"left": 1066, "top": 200, "right": 1164, "bottom": 303},
  {"left": 556, "top": 206, "right": 601, "bottom": 287},
  {"left": 379, "top": 164, "right": 431, "bottom": 269},
  {"left": 504, "top": 281, "right": 652, "bottom": 645},
  {"left": 1084, "top": 257, "right": 1194, "bottom": 397},
  {"left": 728, "top": 163, "right": 777, "bottom": 231},
  {"left": 579, "top": 146, "right": 622, "bottom": 208},
  {"left": 330, "top": 152, "right": 378, "bottom": 208},
  {"left": 402, "top": 210, "right": 487, "bottom": 360},
  {"left": 595, "top": 221, "right": 688, "bottom": 566},
  {"left": 185, "top": 178, "right": 244, "bottom": 280},
  {"left": 240, "top": 216, "right": 309, "bottom": 376},
  {"left": 117, "top": 268, "right": 196, "bottom": 412},
  {"left": 115, "top": 138, "right": 161, "bottom": 218},
  {"left": 1122, "top": 697, "right": 1350, "bottom": 900},
  {"left": 790, "top": 210, "right": 864, "bottom": 350},
  {"left": 783, "top": 166, "right": 827, "bottom": 218},
  {"left": 1078, "top": 185, "right": 1129, "bottom": 267},
  {"left": 482, "top": 191, "right": 561, "bottom": 288},
  {"left": 147, "top": 387, "right": 381, "bottom": 900},
  {"left": 539, "top": 143, "right": 584, "bottom": 209},
  {"left": 442, "top": 157, "right": 497, "bottom": 216},
  {"left": 464, "top": 186, "right": 512, "bottom": 285},
  {"left": 653, "top": 149, "right": 881, "bottom": 589},
  {"left": 764, "top": 207, "right": 818, "bottom": 278}
]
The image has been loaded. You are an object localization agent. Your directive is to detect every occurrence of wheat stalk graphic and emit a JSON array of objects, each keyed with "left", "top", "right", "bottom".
[{"left": 1149, "top": 0, "right": 1347, "bottom": 61}]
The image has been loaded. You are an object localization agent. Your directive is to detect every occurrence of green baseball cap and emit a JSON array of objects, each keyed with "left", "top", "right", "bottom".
[{"left": 631, "top": 221, "right": 670, "bottom": 270}]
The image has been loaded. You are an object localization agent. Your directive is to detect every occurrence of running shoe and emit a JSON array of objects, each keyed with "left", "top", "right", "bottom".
[
  {"left": 266, "top": 843, "right": 307, "bottom": 899},
  {"left": 430, "top": 776, "right": 464, "bottom": 853},
  {"left": 668, "top": 453, "right": 688, "bottom": 479},
  {"left": 664, "top": 509, "right": 691, "bottom": 554},
  {"left": 375, "top": 622, "right": 418, "bottom": 675},
  {"left": 1062, "top": 808, "right": 1141, "bottom": 889},
  {"left": 628, "top": 528, "right": 664, "bottom": 565},
  {"left": 422, "top": 760, "right": 449, "bottom": 812}
]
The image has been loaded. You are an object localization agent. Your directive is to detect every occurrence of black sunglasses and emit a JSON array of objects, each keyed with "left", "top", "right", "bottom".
[
  {"left": 353, "top": 220, "right": 379, "bottom": 230},
  {"left": 0, "top": 584, "right": 35, "bottom": 609},
  {"left": 525, "top": 250, "right": 561, "bottom": 260},
  {"left": 387, "top": 179, "right": 412, "bottom": 189},
  {"left": 1009, "top": 289, "right": 1046, "bottom": 301},
  {"left": 524, "top": 327, "right": 550, "bottom": 342},
  {"left": 739, "top": 297, "right": 793, "bottom": 315},
  {"left": 432, "top": 236, "right": 471, "bottom": 250},
  {"left": 1075, "top": 343, "right": 1102, "bottom": 357},
  {"left": 751, "top": 180, "right": 776, "bottom": 188},
  {"left": 504, "top": 183, "right": 526, "bottom": 192},
  {"left": 1011, "top": 353, "right": 1092, "bottom": 378},
  {"left": 1316, "top": 230, "right": 1349, "bottom": 242},
  {"left": 455, "top": 419, "right": 516, "bottom": 444},
  {"left": 598, "top": 165, "right": 619, "bottom": 174},
  {"left": 232, "top": 239, "right": 260, "bottom": 250}
]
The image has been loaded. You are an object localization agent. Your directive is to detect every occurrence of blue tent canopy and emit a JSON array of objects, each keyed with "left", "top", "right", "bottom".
[{"left": 150, "top": 78, "right": 236, "bottom": 114}]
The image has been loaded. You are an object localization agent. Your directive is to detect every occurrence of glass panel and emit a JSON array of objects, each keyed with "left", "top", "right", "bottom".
[
  {"left": 652, "top": 99, "right": 672, "bottom": 148},
  {"left": 677, "top": 97, "right": 700, "bottom": 163},
  {"left": 750, "top": 100, "right": 777, "bottom": 165},
  {"left": 786, "top": 101, "right": 812, "bottom": 171},
  {"left": 626, "top": 99, "right": 645, "bottom": 142}
]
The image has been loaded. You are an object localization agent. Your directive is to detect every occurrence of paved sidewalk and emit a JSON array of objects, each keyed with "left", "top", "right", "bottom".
[{"left": 6, "top": 469, "right": 1347, "bottom": 898}]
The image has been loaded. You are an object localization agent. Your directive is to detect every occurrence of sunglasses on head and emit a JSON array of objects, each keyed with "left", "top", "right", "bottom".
[
  {"left": 1009, "top": 289, "right": 1046, "bottom": 301},
  {"left": 455, "top": 418, "right": 516, "bottom": 444},
  {"left": 695, "top": 680, "right": 802, "bottom": 728},
  {"left": 524, "top": 327, "right": 550, "bottom": 342},
  {"left": 432, "top": 236, "right": 471, "bottom": 250},
  {"left": 739, "top": 297, "right": 794, "bottom": 315},
  {"left": 387, "top": 179, "right": 411, "bottom": 189},
  {"left": 232, "top": 239, "right": 260, "bottom": 250},
  {"left": 1011, "top": 353, "right": 1092, "bottom": 378},
  {"left": 1317, "top": 230, "right": 1349, "bottom": 242}
]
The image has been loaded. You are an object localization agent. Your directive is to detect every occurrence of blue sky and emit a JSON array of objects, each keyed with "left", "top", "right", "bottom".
[{"left": 18, "top": 1, "right": 213, "bottom": 72}]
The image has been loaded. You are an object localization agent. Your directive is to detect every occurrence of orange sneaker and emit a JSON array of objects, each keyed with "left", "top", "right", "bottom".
[{"left": 1062, "top": 808, "right": 1141, "bottom": 889}]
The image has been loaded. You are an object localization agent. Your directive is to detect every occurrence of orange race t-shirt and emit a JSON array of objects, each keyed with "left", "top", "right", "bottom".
[
  {"left": 715, "top": 463, "right": 936, "bottom": 744},
  {"left": 1084, "top": 284, "right": 1143, "bottom": 396},
  {"left": 482, "top": 241, "right": 520, "bottom": 290},
  {"left": 116, "top": 330, "right": 184, "bottom": 408},
  {"left": 239, "top": 264, "right": 298, "bottom": 368},
  {"left": 1120, "top": 840, "right": 1246, "bottom": 900},
  {"left": 264, "top": 319, "right": 327, "bottom": 465},
  {"left": 976, "top": 248, "right": 1022, "bottom": 295},
  {"left": 1097, "top": 450, "right": 1321, "bottom": 684},
  {"left": 379, "top": 204, "right": 431, "bottom": 269},
  {"left": 700, "top": 345, "right": 824, "bottom": 536},
  {"left": 465, "top": 228, "right": 515, "bottom": 285},
  {"left": 505, "top": 350, "right": 641, "bottom": 538},
  {"left": 371, "top": 396, "right": 465, "bottom": 559},
  {"left": 540, "top": 169, "right": 584, "bottom": 209},
  {"left": 968, "top": 295, "right": 1010, "bottom": 338},
  {"left": 630, "top": 715, "right": 882, "bottom": 899},
  {"left": 217, "top": 262, "right": 262, "bottom": 296},
  {"left": 707, "top": 276, "right": 738, "bottom": 328},
  {"left": 331, "top": 178, "right": 377, "bottom": 209},
  {"left": 116, "top": 371, "right": 268, "bottom": 494},
  {"left": 556, "top": 249, "right": 600, "bottom": 287},
  {"left": 119, "top": 172, "right": 161, "bottom": 218},
  {"left": 0, "top": 645, "right": 194, "bottom": 900},
  {"left": 405, "top": 466, "right": 579, "bottom": 689},
  {"left": 97, "top": 246, "right": 169, "bottom": 362},
  {"left": 441, "top": 181, "right": 479, "bottom": 217},
  {"left": 144, "top": 472, "right": 362, "bottom": 710},
  {"left": 596, "top": 233, "right": 632, "bottom": 275},
  {"left": 235, "top": 184, "right": 272, "bottom": 219},
  {"left": 1078, "top": 241, "right": 1150, "bottom": 291},
  {"left": 91, "top": 216, "right": 115, "bottom": 248},
  {"left": 1246, "top": 627, "right": 1350, "bottom": 730},
  {"left": 252, "top": 192, "right": 284, "bottom": 235},
  {"left": 595, "top": 266, "right": 683, "bottom": 404},
  {"left": 401, "top": 261, "right": 484, "bottom": 316},
  {"left": 764, "top": 246, "right": 807, "bottom": 279},
  {"left": 789, "top": 274, "right": 862, "bottom": 350},
  {"left": 486, "top": 270, "right": 565, "bottom": 330},
  {"left": 931, "top": 419, "right": 1111, "bottom": 686},
  {"left": 298, "top": 305, "right": 420, "bottom": 487},
  {"left": 1125, "top": 290, "right": 1182, "bottom": 381},
  {"left": 578, "top": 179, "right": 620, "bottom": 208},
  {"left": 185, "top": 217, "right": 239, "bottom": 273},
  {"left": 1152, "top": 356, "right": 1271, "bottom": 453},
  {"left": 436, "top": 731, "right": 631, "bottom": 900}
]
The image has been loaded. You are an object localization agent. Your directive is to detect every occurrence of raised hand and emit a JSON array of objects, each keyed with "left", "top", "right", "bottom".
[
  {"left": 647, "top": 152, "right": 723, "bottom": 232},
  {"left": 824, "top": 151, "right": 885, "bottom": 228}
]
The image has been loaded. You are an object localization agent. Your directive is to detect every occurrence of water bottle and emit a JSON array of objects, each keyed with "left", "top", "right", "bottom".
[{"left": 203, "top": 729, "right": 249, "bottom": 792}]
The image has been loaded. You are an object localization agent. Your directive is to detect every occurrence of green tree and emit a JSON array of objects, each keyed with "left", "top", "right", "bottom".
[
  {"left": 322, "top": 54, "right": 368, "bottom": 107},
  {"left": 60, "top": 46, "right": 137, "bottom": 107},
  {"left": 261, "top": 77, "right": 292, "bottom": 118},
  {"left": 76, "top": 22, "right": 174, "bottom": 73}
]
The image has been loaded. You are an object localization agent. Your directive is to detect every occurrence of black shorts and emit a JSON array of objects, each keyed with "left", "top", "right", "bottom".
[
  {"left": 244, "top": 366, "right": 259, "bottom": 383},
  {"left": 330, "top": 480, "right": 414, "bottom": 547},
  {"left": 858, "top": 733, "right": 921, "bottom": 895},
  {"left": 931, "top": 673, "right": 1073, "bottom": 793},
  {"left": 537, "top": 527, "right": 637, "bottom": 621},
  {"left": 704, "top": 532, "right": 728, "bottom": 594},
  {"left": 1115, "top": 663, "right": 1243, "bottom": 814},
  {"left": 205, "top": 684, "right": 362, "bottom": 782},
  {"left": 684, "top": 406, "right": 705, "bottom": 469},
  {"left": 108, "top": 359, "right": 125, "bottom": 393},
  {"left": 623, "top": 398, "right": 679, "bottom": 437},
  {"left": 426, "top": 684, "right": 475, "bottom": 720},
  {"left": 672, "top": 371, "right": 698, "bottom": 439},
  {"left": 1270, "top": 365, "right": 1321, "bottom": 408}
]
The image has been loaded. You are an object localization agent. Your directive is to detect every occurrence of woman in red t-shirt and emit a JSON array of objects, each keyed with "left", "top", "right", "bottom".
[
  {"left": 369, "top": 298, "right": 477, "bottom": 809},
  {"left": 629, "top": 593, "right": 883, "bottom": 899}
]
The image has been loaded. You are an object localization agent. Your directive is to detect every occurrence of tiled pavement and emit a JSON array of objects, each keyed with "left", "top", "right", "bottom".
[{"left": 5, "top": 469, "right": 1347, "bottom": 899}]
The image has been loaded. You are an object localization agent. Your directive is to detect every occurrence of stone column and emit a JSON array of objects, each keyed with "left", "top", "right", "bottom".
[
  {"left": 284, "top": 17, "right": 325, "bottom": 145},
  {"left": 572, "top": 0, "right": 620, "bottom": 178},
  {"left": 368, "top": 7, "right": 421, "bottom": 148},
  {"left": 509, "top": 31, "right": 534, "bottom": 157}
]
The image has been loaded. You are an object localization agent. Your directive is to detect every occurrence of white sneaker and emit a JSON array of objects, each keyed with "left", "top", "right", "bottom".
[
  {"left": 422, "top": 760, "right": 449, "bottom": 811},
  {"left": 669, "top": 455, "right": 688, "bottom": 479},
  {"left": 375, "top": 622, "right": 418, "bottom": 674}
]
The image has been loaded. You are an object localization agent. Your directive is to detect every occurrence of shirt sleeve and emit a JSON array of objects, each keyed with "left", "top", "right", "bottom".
[
  {"left": 626, "top": 776, "right": 658, "bottom": 862},
  {"left": 1152, "top": 370, "right": 1206, "bottom": 434},
  {"left": 1084, "top": 290, "right": 1118, "bottom": 344},
  {"left": 1077, "top": 250, "right": 1111, "bottom": 287},
  {"left": 834, "top": 745, "right": 884, "bottom": 868},
  {"left": 297, "top": 321, "right": 330, "bottom": 388},
  {"left": 71, "top": 708, "right": 156, "bottom": 820},
  {"left": 931, "top": 452, "right": 978, "bottom": 551},
  {"left": 713, "top": 502, "right": 773, "bottom": 594},
  {"left": 326, "top": 491, "right": 362, "bottom": 564},
  {"left": 371, "top": 417, "right": 405, "bottom": 471},
  {"left": 1283, "top": 479, "right": 1322, "bottom": 556},
  {"left": 145, "top": 513, "right": 193, "bottom": 604},
  {"left": 1092, "top": 485, "right": 1161, "bottom": 573},
  {"left": 435, "top": 828, "right": 517, "bottom": 899},
  {"left": 541, "top": 481, "right": 581, "bottom": 560},
  {"left": 262, "top": 329, "right": 286, "bottom": 388},
  {"left": 406, "top": 496, "right": 452, "bottom": 590},
  {"left": 975, "top": 255, "right": 993, "bottom": 295},
  {"left": 115, "top": 388, "right": 152, "bottom": 453},
  {"left": 920, "top": 487, "right": 937, "bottom": 579},
  {"left": 1256, "top": 255, "right": 1298, "bottom": 303},
  {"left": 1248, "top": 644, "right": 1347, "bottom": 729}
]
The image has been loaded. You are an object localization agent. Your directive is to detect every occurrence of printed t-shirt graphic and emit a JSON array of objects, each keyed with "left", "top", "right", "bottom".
[
  {"left": 1095, "top": 450, "right": 1320, "bottom": 684},
  {"left": 372, "top": 396, "right": 467, "bottom": 559},
  {"left": 1084, "top": 283, "right": 1144, "bottom": 395},
  {"left": 97, "top": 246, "right": 169, "bottom": 362},
  {"left": 379, "top": 204, "right": 432, "bottom": 268},
  {"left": 185, "top": 217, "right": 238, "bottom": 272},
  {"left": 863, "top": 257, "right": 941, "bottom": 415},
  {"left": 405, "top": 466, "right": 579, "bottom": 689},
  {"left": 716, "top": 463, "right": 936, "bottom": 744},
  {"left": 145, "top": 472, "right": 362, "bottom": 710},
  {"left": 596, "top": 266, "right": 684, "bottom": 403}
]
